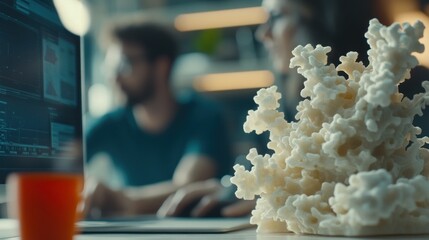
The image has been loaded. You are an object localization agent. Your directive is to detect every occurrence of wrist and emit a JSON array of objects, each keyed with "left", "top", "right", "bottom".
[{"left": 114, "top": 189, "right": 137, "bottom": 216}]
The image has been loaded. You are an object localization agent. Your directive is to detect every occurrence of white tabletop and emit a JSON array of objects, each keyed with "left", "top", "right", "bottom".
[
  {"left": 76, "top": 230, "right": 429, "bottom": 240},
  {"left": 3, "top": 219, "right": 429, "bottom": 240}
]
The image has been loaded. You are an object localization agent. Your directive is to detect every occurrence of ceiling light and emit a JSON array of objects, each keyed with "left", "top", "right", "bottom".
[
  {"left": 194, "top": 70, "right": 274, "bottom": 92},
  {"left": 175, "top": 7, "right": 268, "bottom": 32}
]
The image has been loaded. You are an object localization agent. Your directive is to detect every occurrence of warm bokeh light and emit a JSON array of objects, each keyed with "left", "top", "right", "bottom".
[
  {"left": 394, "top": 11, "right": 429, "bottom": 68},
  {"left": 175, "top": 7, "right": 268, "bottom": 32},
  {"left": 194, "top": 70, "right": 274, "bottom": 92},
  {"left": 53, "top": 0, "right": 90, "bottom": 36},
  {"left": 88, "top": 83, "right": 112, "bottom": 117}
]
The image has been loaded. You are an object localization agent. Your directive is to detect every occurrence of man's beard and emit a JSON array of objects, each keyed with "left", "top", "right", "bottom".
[{"left": 126, "top": 75, "right": 156, "bottom": 106}]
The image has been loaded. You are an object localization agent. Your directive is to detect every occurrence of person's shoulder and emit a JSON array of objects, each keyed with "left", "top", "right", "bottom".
[
  {"left": 178, "top": 91, "right": 224, "bottom": 121},
  {"left": 87, "top": 107, "right": 130, "bottom": 131},
  {"left": 179, "top": 91, "right": 221, "bottom": 112}
]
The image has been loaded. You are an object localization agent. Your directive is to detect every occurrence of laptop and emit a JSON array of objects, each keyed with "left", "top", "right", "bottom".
[
  {"left": 0, "top": 216, "right": 253, "bottom": 236},
  {"left": 78, "top": 216, "right": 254, "bottom": 233}
]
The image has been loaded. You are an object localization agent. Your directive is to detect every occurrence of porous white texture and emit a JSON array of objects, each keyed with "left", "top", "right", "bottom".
[{"left": 231, "top": 19, "right": 429, "bottom": 236}]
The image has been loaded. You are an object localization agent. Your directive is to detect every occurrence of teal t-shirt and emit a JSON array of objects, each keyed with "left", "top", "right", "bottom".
[{"left": 86, "top": 94, "right": 233, "bottom": 186}]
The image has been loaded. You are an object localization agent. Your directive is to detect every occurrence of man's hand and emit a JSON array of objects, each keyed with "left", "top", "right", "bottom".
[
  {"left": 221, "top": 199, "right": 256, "bottom": 217},
  {"left": 157, "top": 179, "right": 255, "bottom": 218},
  {"left": 157, "top": 179, "right": 221, "bottom": 217},
  {"left": 83, "top": 179, "right": 136, "bottom": 219}
]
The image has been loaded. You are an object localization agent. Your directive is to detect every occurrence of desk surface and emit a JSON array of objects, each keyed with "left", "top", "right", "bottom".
[
  {"left": 3, "top": 219, "right": 429, "bottom": 240},
  {"left": 77, "top": 230, "right": 429, "bottom": 240},
  {"left": 1, "top": 230, "right": 427, "bottom": 240},
  {"left": 6, "top": 230, "right": 429, "bottom": 240}
]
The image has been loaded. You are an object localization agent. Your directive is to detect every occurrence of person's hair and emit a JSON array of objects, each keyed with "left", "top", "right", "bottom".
[
  {"left": 295, "top": 0, "right": 374, "bottom": 65},
  {"left": 111, "top": 20, "right": 179, "bottom": 65}
]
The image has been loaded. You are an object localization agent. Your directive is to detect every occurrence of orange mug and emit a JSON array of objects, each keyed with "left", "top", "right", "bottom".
[{"left": 7, "top": 173, "right": 83, "bottom": 240}]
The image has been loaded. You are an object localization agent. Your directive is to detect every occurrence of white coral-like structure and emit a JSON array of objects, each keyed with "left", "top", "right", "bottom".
[{"left": 231, "top": 19, "right": 429, "bottom": 236}]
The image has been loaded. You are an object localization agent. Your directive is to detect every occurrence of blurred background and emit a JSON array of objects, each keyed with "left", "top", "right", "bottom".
[{"left": 69, "top": 0, "right": 429, "bottom": 158}]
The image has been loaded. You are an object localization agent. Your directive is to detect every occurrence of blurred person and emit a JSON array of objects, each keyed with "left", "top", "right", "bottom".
[{"left": 84, "top": 19, "right": 233, "bottom": 218}]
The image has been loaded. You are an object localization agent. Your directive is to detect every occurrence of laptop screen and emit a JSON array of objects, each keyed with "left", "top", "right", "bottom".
[{"left": 0, "top": 0, "right": 83, "bottom": 183}]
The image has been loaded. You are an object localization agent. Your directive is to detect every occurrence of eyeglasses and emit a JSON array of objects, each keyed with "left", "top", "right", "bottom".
[
  {"left": 115, "top": 54, "right": 148, "bottom": 76},
  {"left": 103, "top": 45, "right": 149, "bottom": 78}
]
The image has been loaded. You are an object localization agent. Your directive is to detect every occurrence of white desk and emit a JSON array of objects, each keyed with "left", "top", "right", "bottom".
[
  {"left": 5, "top": 230, "right": 429, "bottom": 240},
  {"left": 78, "top": 231, "right": 429, "bottom": 240},
  {"left": 3, "top": 219, "right": 429, "bottom": 240}
]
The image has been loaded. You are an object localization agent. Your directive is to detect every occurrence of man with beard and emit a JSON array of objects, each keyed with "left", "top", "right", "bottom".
[{"left": 84, "top": 20, "right": 233, "bottom": 217}]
